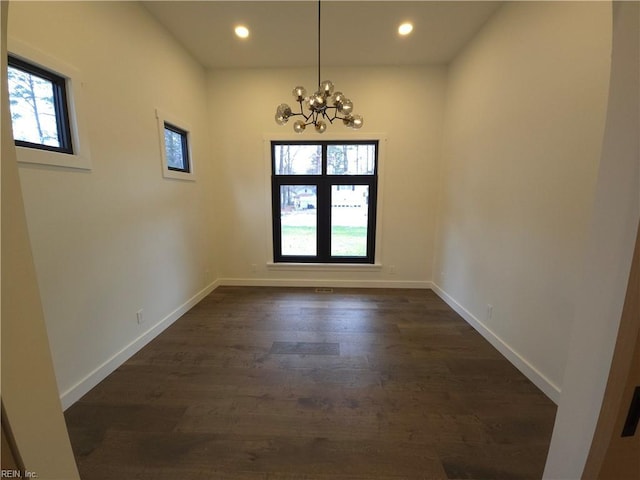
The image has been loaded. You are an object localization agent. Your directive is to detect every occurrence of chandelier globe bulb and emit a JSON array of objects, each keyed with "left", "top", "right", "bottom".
[
  {"left": 310, "top": 92, "right": 326, "bottom": 111},
  {"left": 274, "top": 103, "right": 292, "bottom": 125},
  {"left": 315, "top": 121, "right": 327, "bottom": 133},
  {"left": 338, "top": 98, "right": 353, "bottom": 116},
  {"left": 292, "top": 86, "right": 307, "bottom": 101},
  {"left": 293, "top": 120, "right": 306, "bottom": 133},
  {"left": 276, "top": 103, "right": 291, "bottom": 116},
  {"left": 319, "top": 80, "right": 334, "bottom": 96}
]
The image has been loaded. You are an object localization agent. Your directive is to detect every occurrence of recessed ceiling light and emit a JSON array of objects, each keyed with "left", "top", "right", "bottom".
[
  {"left": 398, "top": 22, "right": 413, "bottom": 36},
  {"left": 234, "top": 25, "right": 249, "bottom": 39}
]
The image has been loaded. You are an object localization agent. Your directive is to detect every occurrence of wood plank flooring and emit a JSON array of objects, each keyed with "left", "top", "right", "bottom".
[{"left": 64, "top": 287, "right": 557, "bottom": 479}]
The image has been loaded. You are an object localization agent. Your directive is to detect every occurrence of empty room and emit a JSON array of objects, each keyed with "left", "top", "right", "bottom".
[{"left": 1, "top": 1, "right": 638, "bottom": 479}]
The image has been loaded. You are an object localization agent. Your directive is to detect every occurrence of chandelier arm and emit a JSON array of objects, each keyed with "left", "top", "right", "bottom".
[
  {"left": 332, "top": 108, "right": 343, "bottom": 120},
  {"left": 332, "top": 111, "right": 353, "bottom": 121},
  {"left": 295, "top": 99, "right": 312, "bottom": 122},
  {"left": 323, "top": 107, "right": 338, "bottom": 124},
  {"left": 299, "top": 109, "right": 314, "bottom": 126}
]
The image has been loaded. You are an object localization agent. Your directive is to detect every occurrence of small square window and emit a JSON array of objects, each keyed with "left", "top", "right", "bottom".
[
  {"left": 156, "top": 109, "right": 195, "bottom": 181},
  {"left": 164, "top": 123, "right": 190, "bottom": 173},
  {"left": 8, "top": 55, "right": 73, "bottom": 154}
]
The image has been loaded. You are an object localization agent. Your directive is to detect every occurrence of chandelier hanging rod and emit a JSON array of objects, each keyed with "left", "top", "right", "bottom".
[{"left": 317, "top": 0, "right": 321, "bottom": 89}]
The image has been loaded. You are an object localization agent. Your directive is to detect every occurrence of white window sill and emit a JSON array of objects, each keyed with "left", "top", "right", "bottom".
[{"left": 266, "top": 262, "right": 383, "bottom": 272}]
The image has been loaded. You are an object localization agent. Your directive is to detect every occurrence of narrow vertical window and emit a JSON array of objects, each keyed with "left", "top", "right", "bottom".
[
  {"left": 156, "top": 109, "right": 195, "bottom": 181},
  {"left": 8, "top": 55, "right": 73, "bottom": 154},
  {"left": 164, "top": 122, "right": 190, "bottom": 173}
]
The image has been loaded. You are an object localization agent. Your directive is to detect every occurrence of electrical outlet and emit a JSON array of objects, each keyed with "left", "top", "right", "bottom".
[
  {"left": 251, "top": 264, "right": 257, "bottom": 273},
  {"left": 136, "top": 309, "right": 144, "bottom": 325},
  {"left": 389, "top": 265, "right": 396, "bottom": 275},
  {"left": 487, "top": 304, "right": 493, "bottom": 321}
]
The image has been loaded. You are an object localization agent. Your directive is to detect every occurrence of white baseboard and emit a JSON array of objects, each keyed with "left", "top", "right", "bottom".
[
  {"left": 60, "top": 280, "right": 219, "bottom": 410},
  {"left": 61, "top": 278, "right": 559, "bottom": 409},
  {"left": 218, "top": 278, "right": 433, "bottom": 289},
  {"left": 431, "top": 283, "right": 561, "bottom": 404}
]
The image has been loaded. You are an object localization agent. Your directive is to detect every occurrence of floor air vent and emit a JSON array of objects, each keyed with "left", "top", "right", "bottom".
[{"left": 315, "top": 287, "right": 334, "bottom": 293}]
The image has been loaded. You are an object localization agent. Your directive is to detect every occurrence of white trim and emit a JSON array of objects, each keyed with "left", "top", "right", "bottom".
[
  {"left": 263, "top": 138, "right": 276, "bottom": 260},
  {"left": 60, "top": 280, "right": 219, "bottom": 410},
  {"left": 265, "top": 132, "right": 389, "bottom": 143},
  {"left": 266, "top": 262, "right": 383, "bottom": 272},
  {"left": 431, "top": 282, "right": 561, "bottom": 404},
  {"left": 9, "top": 37, "right": 92, "bottom": 170},
  {"left": 219, "top": 277, "right": 432, "bottom": 289},
  {"left": 155, "top": 108, "right": 196, "bottom": 181},
  {"left": 374, "top": 136, "right": 387, "bottom": 266}
]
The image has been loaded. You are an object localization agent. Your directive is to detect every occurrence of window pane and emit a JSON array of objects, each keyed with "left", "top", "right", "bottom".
[
  {"left": 327, "top": 144, "right": 376, "bottom": 175},
  {"left": 280, "top": 185, "right": 317, "bottom": 256},
  {"left": 164, "top": 126, "right": 188, "bottom": 171},
  {"left": 274, "top": 144, "right": 321, "bottom": 175},
  {"left": 331, "top": 185, "right": 369, "bottom": 257},
  {"left": 8, "top": 66, "right": 60, "bottom": 147}
]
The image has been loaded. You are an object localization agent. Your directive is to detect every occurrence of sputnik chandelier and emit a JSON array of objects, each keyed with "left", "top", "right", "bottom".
[{"left": 274, "top": 0, "right": 363, "bottom": 133}]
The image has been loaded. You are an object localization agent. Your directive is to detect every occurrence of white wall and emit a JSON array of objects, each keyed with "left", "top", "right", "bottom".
[
  {"left": 433, "top": 1, "right": 612, "bottom": 401},
  {"left": 1, "top": 2, "right": 80, "bottom": 477},
  {"left": 207, "top": 66, "right": 446, "bottom": 287},
  {"left": 7, "top": 1, "right": 217, "bottom": 407},
  {"left": 544, "top": 2, "right": 639, "bottom": 477}
]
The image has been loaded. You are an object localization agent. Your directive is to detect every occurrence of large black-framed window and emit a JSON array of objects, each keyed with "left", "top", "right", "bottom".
[
  {"left": 271, "top": 140, "right": 378, "bottom": 264},
  {"left": 7, "top": 55, "right": 73, "bottom": 154}
]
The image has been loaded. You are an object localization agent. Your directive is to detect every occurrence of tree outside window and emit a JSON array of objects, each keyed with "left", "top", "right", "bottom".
[{"left": 7, "top": 55, "right": 72, "bottom": 154}]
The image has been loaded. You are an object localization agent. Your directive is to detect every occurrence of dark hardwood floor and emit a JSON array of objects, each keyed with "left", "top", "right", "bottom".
[{"left": 65, "top": 286, "right": 557, "bottom": 479}]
